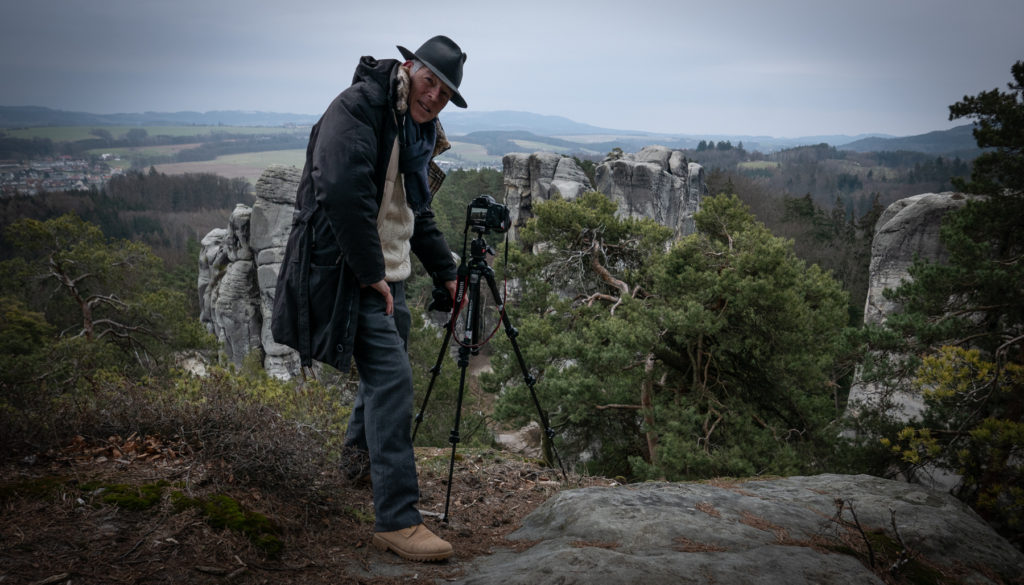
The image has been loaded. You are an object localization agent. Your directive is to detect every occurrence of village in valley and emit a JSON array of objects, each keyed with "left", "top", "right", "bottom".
[{"left": 0, "top": 155, "right": 123, "bottom": 196}]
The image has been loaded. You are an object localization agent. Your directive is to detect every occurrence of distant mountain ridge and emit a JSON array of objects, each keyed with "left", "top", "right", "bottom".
[
  {"left": 838, "top": 124, "right": 981, "bottom": 157},
  {"left": 0, "top": 106, "right": 977, "bottom": 156},
  {"left": 0, "top": 106, "right": 319, "bottom": 128}
]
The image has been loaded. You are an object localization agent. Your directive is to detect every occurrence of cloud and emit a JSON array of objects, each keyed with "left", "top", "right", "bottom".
[{"left": 1, "top": 0, "right": 1022, "bottom": 136}]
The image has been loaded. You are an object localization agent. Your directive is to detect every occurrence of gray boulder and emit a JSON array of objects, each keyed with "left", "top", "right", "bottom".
[
  {"left": 845, "top": 192, "right": 973, "bottom": 489},
  {"left": 502, "top": 152, "right": 592, "bottom": 241},
  {"left": 847, "top": 193, "right": 970, "bottom": 419},
  {"left": 861, "top": 192, "right": 969, "bottom": 326},
  {"left": 453, "top": 474, "right": 1022, "bottom": 585},
  {"left": 594, "top": 145, "right": 706, "bottom": 237},
  {"left": 199, "top": 165, "right": 302, "bottom": 378}
]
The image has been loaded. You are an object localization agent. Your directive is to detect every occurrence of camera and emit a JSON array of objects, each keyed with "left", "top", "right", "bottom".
[{"left": 466, "top": 195, "right": 511, "bottom": 234}]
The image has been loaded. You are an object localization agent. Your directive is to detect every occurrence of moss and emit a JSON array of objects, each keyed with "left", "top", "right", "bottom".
[
  {"left": 341, "top": 505, "right": 375, "bottom": 525},
  {"left": 172, "top": 491, "right": 283, "bottom": 558},
  {"left": 80, "top": 480, "right": 170, "bottom": 511}
]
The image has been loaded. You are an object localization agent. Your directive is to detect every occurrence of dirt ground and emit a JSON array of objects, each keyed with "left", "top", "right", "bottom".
[{"left": 0, "top": 437, "right": 614, "bottom": 585}]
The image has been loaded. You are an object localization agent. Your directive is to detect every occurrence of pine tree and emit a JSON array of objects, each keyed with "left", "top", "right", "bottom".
[
  {"left": 485, "top": 192, "right": 849, "bottom": 479},
  {"left": 866, "top": 61, "right": 1024, "bottom": 540}
]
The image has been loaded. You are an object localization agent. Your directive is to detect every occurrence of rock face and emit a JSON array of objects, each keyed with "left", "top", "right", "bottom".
[
  {"left": 594, "top": 145, "right": 706, "bottom": 237},
  {"left": 845, "top": 192, "right": 973, "bottom": 490},
  {"left": 502, "top": 147, "right": 707, "bottom": 242},
  {"left": 846, "top": 192, "right": 970, "bottom": 422},
  {"left": 860, "top": 192, "right": 969, "bottom": 326},
  {"left": 453, "top": 474, "right": 1023, "bottom": 585},
  {"left": 199, "top": 165, "right": 302, "bottom": 378},
  {"left": 502, "top": 152, "right": 592, "bottom": 241}
]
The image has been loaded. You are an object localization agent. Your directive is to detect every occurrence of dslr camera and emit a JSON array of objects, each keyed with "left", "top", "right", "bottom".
[{"left": 466, "top": 195, "right": 511, "bottom": 234}]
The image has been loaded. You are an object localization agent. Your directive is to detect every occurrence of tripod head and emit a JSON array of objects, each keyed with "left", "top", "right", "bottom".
[{"left": 466, "top": 227, "right": 497, "bottom": 262}]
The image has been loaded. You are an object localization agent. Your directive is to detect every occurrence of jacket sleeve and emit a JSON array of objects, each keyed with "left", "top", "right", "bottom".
[
  {"left": 411, "top": 209, "right": 458, "bottom": 283},
  {"left": 310, "top": 86, "right": 387, "bottom": 286}
]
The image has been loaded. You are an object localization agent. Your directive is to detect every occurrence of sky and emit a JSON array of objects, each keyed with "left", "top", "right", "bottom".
[{"left": 1, "top": 0, "right": 1021, "bottom": 138}]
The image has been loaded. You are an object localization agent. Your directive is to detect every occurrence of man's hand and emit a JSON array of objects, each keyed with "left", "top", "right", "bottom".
[
  {"left": 367, "top": 279, "right": 394, "bottom": 315},
  {"left": 445, "top": 279, "right": 466, "bottom": 310}
]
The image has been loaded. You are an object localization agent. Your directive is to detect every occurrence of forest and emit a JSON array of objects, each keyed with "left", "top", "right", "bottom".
[{"left": 0, "top": 61, "right": 1021, "bottom": 559}]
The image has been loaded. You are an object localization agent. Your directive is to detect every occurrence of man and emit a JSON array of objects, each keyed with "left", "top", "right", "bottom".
[{"left": 272, "top": 36, "right": 467, "bottom": 562}]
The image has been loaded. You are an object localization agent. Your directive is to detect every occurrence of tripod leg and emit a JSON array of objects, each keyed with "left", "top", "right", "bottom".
[
  {"left": 413, "top": 268, "right": 468, "bottom": 442},
  {"left": 442, "top": 344, "right": 471, "bottom": 523},
  {"left": 442, "top": 265, "right": 482, "bottom": 522},
  {"left": 412, "top": 314, "right": 454, "bottom": 442},
  {"left": 481, "top": 270, "right": 568, "bottom": 481}
]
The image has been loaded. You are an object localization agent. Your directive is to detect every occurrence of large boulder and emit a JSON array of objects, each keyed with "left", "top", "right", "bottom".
[
  {"left": 847, "top": 192, "right": 971, "bottom": 420},
  {"left": 502, "top": 152, "right": 592, "bottom": 241},
  {"left": 845, "top": 192, "right": 973, "bottom": 489},
  {"left": 199, "top": 165, "right": 302, "bottom": 378},
  {"left": 594, "top": 145, "right": 706, "bottom": 237},
  {"left": 861, "top": 192, "right": 969, "bottom": 326},
  {"left": 452, "top": 474, "right": 1023, "bottom": 585}
]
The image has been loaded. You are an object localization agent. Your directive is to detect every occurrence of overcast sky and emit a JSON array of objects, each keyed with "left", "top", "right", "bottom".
[{"left": 1, "top": 0, "right": 1021, "bottom": 137}]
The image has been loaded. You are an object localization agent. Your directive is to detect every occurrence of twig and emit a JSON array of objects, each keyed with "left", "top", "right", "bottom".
[
  {"left": 888, "top": 508, "right": 914, "bottom": 575},
  {"left": 29, "top": 574, "right": 70, "bottom": 585},
  {"left": 843, "top": 502, "right": 876, "bottom": 569},
  {"left": 118, "top": 524, "right": 161, "bottom": 559}
]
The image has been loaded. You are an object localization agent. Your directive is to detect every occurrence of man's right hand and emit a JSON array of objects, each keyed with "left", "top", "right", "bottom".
[{"left": 367, "top": 280, "right": 394, "bottom": 315}]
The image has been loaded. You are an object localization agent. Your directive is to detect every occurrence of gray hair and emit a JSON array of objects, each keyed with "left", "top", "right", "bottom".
[{"left": 410, "top": 59, "right": 425, "bottom": 74}]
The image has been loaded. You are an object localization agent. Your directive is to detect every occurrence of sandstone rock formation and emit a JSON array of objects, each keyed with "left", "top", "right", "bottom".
[
  {"left": 595, "top": 145, "right": 706, "bottom": 237},
  {"left": 452, "top": 474, "right": 1023, "bottom": 585},
  {"left": 860, "top": 192, "right": 969, "bottom": 326},
  {"left": 502, "top": 152, "right": 592, "bottom": 241},
  {"left": 199, "top": 165, "right": 302, "bottom": 379},
  {"left": 844, "top": 192, "right": 973, "bottom": 491},
  {"left": 502, "top": 147, "right": 707, "bottom": 242},
  {"left": 846, "top": 192, "right": 971, "bottom": 422}
]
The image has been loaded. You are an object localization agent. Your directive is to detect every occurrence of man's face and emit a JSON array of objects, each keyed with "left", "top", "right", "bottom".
[{"left": 407, "top": 64, "right": 453, "bottom": 124}]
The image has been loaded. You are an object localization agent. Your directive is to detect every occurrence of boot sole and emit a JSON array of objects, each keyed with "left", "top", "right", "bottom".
[{"left": 372, "top": 534, "right": 453, "bottom": 562}]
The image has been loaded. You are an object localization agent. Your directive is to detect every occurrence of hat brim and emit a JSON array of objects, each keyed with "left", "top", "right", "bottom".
[{"left": 397, "top": 45, "right": 467, "bottom": 108}]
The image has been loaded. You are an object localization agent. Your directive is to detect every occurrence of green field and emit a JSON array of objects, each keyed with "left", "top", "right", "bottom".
[
  {"left": 736, "top": 161, "right": 781, "bottom": 170},
  {"left": 153, "top": 150, "right": 306, "bottom": 184},
  {"left": 442, "top": 141, "right": 500, "bottom": 166}
]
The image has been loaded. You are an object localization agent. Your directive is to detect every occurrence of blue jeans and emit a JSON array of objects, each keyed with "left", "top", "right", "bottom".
[{"left": 344, "top": 281, "right": 423, "bottom": 532}]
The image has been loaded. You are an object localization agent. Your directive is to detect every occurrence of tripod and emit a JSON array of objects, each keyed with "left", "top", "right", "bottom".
[{"left": 412, "top": 227, "right": 566, "bottom": 523}]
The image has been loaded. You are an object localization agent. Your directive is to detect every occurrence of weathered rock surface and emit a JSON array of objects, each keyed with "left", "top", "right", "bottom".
[
  {"left": 845, "top": 191, "right": 973, "bottom": 488},
  {"left": 861, "top": 192, "right": 970, "bottom": 326},
  {"left": 502, "top": 152, "right": 592, "bottom": 241},
  {"left": 199, "top": 164, "right": 302, "bottom": 378},
  {"left": 594, "top": 145, "right": 706, "bottom": 237},
  {"left": 846, "top": 193, "right": 970, "bottom": 417},
  {"left": 502, "top": 147, "right": 707, "bottom": 243},
  {"left": 452, "top": 474, "right": 1023, "bottom": 585}
]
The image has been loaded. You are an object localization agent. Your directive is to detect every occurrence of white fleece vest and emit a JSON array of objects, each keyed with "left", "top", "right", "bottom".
[{"left": 377, "top": 136, "right": 414, "bottom": 282}]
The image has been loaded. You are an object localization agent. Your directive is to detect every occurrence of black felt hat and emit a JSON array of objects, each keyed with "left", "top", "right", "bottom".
[{"left": 398, "top": 35, "right": 467, "bottom": 108}]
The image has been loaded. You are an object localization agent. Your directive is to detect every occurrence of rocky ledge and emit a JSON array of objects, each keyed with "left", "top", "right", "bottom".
[{"left": 452, "top": 474, "right": 1022, "bottom": 585}]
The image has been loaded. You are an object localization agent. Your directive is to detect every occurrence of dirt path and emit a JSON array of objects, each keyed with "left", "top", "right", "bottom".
[{"left": 1, "top": 440, "right": 611, "bottom": 584}]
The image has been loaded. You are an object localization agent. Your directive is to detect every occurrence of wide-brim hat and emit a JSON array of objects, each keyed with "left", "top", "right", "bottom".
[{"left": 397, "top": 35, "right": 467, "bottom": 108}]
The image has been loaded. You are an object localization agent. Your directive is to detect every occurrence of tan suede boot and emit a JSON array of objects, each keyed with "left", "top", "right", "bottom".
[{"left": 372, "top": 523, "right": 453, "bottom": 562}]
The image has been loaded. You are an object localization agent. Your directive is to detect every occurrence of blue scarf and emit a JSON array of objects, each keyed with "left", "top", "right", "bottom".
[{"left": 399, "top": 115, "right": 437, "bottom": 214}]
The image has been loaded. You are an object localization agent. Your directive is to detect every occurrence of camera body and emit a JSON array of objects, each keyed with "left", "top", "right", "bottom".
[{"left": 466, "top": 195, "right": 511, "bottom": 234}]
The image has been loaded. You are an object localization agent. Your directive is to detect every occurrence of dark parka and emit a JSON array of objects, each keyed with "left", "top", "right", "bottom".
[{"left": 271, "top": 56, "right": 457, "bottom": 370}]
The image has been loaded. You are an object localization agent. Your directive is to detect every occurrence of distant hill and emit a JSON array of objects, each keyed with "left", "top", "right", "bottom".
[
  {"left": 0, "top": 106, "right": 318, "bottom": 128},
  {"left": 0, "top": 106, "right": 980, "bottom": 157},
  {"left": 839, "top": 124, "right": 981, "bottom": 157},
  {"left": 440, "top": 110, "right": 631, "bottom": 136}
]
